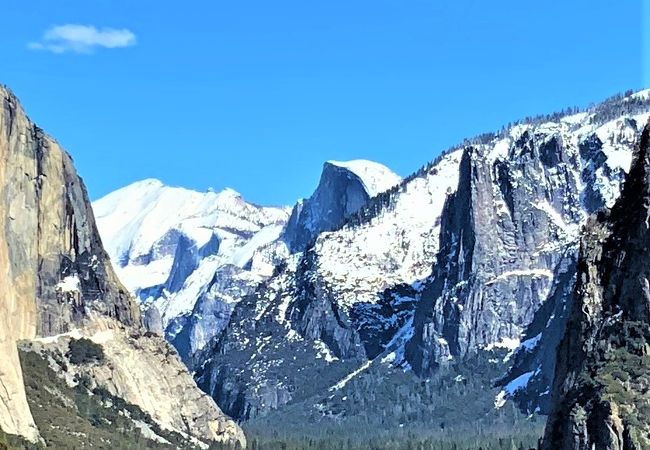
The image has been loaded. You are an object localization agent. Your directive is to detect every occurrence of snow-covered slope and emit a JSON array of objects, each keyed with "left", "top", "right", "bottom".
[
  {"left": 94, "top": 179, "right": 288, "bottom": 291},
  {"left": 93, "top": 159, "right": 401, "bottom": 362},
  {"left": 93, "top": 180, "right": 290, "bottom": 358},
  {"left": 313, "top": 151, "right": 461, "bottom": 310},
  {"left": 326, "top": 159, "right": 402, "bottom": 197},
  {"left": 196, "top": 90, "right": 650, "bottom": 423}
]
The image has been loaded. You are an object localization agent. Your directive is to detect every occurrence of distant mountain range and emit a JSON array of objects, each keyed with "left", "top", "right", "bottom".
[
  {"left": 91, "top": 89, "right": 650, "bottom": 445},
  {"left": 3, "top": 80, "right": 649, "bottom": 448}
]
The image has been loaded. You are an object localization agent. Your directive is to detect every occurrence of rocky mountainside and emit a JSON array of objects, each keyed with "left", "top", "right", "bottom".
[
  {"left": 282, "top": 159, "right": 401, "bottom": 252},
  {"left": 542, "top": 119, "right": 650, "bottom": 449},
  {"left": 0, "top": 85, "right": 244, "bottom": 448},
  {"left": 192, "top": 90, "right": 650, "bottom": 425},
  {"left": 404, "top": 107, "right": 642, "bottom": 391},
  {"left": 495, "top": 100, "right": 650, "bottom": 414},
  {"left": 93, "top": 159, "right": 400, "bottom": 364},
  {"left": 93, "top": 179, "right": 290, "bottom": 362},
  {"left": 91, "top": 89, "right": 650, "bottom": 441}
]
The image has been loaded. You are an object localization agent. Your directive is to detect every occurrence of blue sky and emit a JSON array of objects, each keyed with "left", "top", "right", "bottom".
[{"left": 0, "top": 0, "right": 645, "bottom": 205}]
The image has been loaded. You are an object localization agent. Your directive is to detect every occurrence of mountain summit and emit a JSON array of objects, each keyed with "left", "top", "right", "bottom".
[
  {"left": 282, "top": 159, "right": 400, "bottom": 252},
  {"left": 93, "top": 158, "right": 400, "bottom": 364}
]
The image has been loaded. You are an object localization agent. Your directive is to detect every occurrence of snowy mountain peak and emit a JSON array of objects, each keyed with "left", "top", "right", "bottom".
[
  {"left": 216, "top": 186, "right": 242, "bottom": 197},
  {"left": 131, "top": 178, "right": 165, "bottom": 188},
  {"left": 93, "top": 179, "right": 289, "bottom": 293},
  {"left": 325, "top": 159, "right": 401, "bottom": 197},
  {"left": 281, "top": 159, "right": 399, "bottom": 252},
  {"left": 102, "top": 178, "right": 242, "bottom": 203}
]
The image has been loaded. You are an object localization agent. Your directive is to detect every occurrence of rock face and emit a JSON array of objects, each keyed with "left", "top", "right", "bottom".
[
  {"left": 94, "top": 159, "right": 400, "bottom": 366},
  {"left": 0, "top": 86, "right": 243, "bottom": 446},
  {"left": 405, "top": 93, "right": 650, "bottom": 412},
  {"left": 498, "top": 99, "right": 650, "bottom": 414},
  {"left": 0, "top": 91, "right": 139, "bottom": 327},
  {"left": 0, "top": 86, "right": 137, "bottom": 441},
  {"left": 169, "top": 263, "right": 265, "bottom": 365},
  {"left": 404, "top": 126, "right": 586, "bottom": 376},
  {"left": 282, "top": 160, "right": 401, "bottom": 252},
  {"left": 542, "top": 120, "right": 650, "bottom": 449},
  {"left": 25, "top": 318, "right": 246, "bottom": 447},
  {"left": 194, "top": 90, "right": 650, "bottom": 422}
]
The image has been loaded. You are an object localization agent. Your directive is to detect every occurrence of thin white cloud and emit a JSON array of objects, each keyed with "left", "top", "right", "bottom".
[{"left": 28, "top": 24, "right": 136, "bottom": 54}]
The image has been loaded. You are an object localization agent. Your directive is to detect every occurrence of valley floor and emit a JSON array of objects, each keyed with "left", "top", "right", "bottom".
[{"left": 240, "top": 350, "right": 544, "bottom": 450}]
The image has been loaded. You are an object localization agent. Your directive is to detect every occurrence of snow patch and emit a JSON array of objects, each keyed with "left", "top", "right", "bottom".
[
  {"left": 330, "top": 360, "right": 373, "bottom": 391},
  {"left": 313, "top": 340, "right": 339, "bottom": 363},
  {"left": 494, "top": 390, "right": 507, "bottom": 409},
  {"left": 326, "top": 159, "right": 401, "bottom": 197},
  {"left": 504, "top": 370, "right": 536, "bottom": 395},
  {"left": 56, "top": 275, "right": 80, "bottom": 293},
  {"left": 520, "top": 334, "right": 542, "bottom": 352},
  {"left": 532, "top": 201, "right": 578, "bottom": 236},
  {"left": 230, "top": 224, "right": 284, "bottom": 268},
  {"left": 485, "top": 337, "right": 521, "bottom": 352},
  {"left": 485, "top": 269, "right": 553, "bottom": 286}
]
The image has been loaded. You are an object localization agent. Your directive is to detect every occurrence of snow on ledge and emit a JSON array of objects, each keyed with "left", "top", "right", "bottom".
[
  {"left": 494, "top": 390, "right": 507, "bottom": 409},
  {"left": 56, "top": 275, "right": 80, "bottom": 293},
  {"left": 504, "top": 370, "right": 537, "bottom": 396},
  {"left": 313, "top": 339, "right": 339, "bottom": 363},
  {"left": 484, "top": 337, "right": 521, "bottom": 352},
  {"left": 494, "top": 368, "right": 539, "bottom": 410},
  {"left": 485, "top": 269, "right": 553, "bottom": 286}
]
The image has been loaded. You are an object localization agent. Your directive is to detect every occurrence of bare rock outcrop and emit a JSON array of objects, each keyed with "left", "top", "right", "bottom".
[
  {"left": 0, "top": 85, "right": 244, "bottom": 447},
  {"left": 23, "top": 318, "right": 246, "bottom": 447},
  {"left": 542, "top": 119, "right": 650, "bottom": 449}
]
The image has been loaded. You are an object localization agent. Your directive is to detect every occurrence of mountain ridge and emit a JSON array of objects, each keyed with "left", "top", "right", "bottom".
[
  {"left": 93, "top": 157, "right": 401, "bottom": 364},
  {"left": 91, "top": 87, "right": 650, "bottom": 444},
  {"left": 191, "top": 88, "right": 650, "bottom": 427}
]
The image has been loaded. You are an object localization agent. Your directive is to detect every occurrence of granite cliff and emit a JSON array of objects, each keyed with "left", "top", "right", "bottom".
[
  {"left": 542, "top": 120, "right": 650, "bottom": 449},
  {"left": 0, "top": 86, "right": 244, "bottom": 447}
]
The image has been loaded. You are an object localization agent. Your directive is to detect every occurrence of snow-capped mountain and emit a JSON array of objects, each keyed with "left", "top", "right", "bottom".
[
  {"left": 94, "top": 89, "right": 650, "bottom": 432},
  {"left": 93, "top": 160, "right": 401, "bottom": 362},
  {"left": 282, "top": 159, "right": 401, "bottom": 252},
  {"left": 194, "top": 90, "right": 650, "bottom": 423},
  {"left": 93, "top": 179, "right": 290, "bottom": 358},
  {"left": 94, "top": 179, "right": 289, "bottom": 292},
  {"left": 194, "top": 148, "right": 464, "bottom": 419}
]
